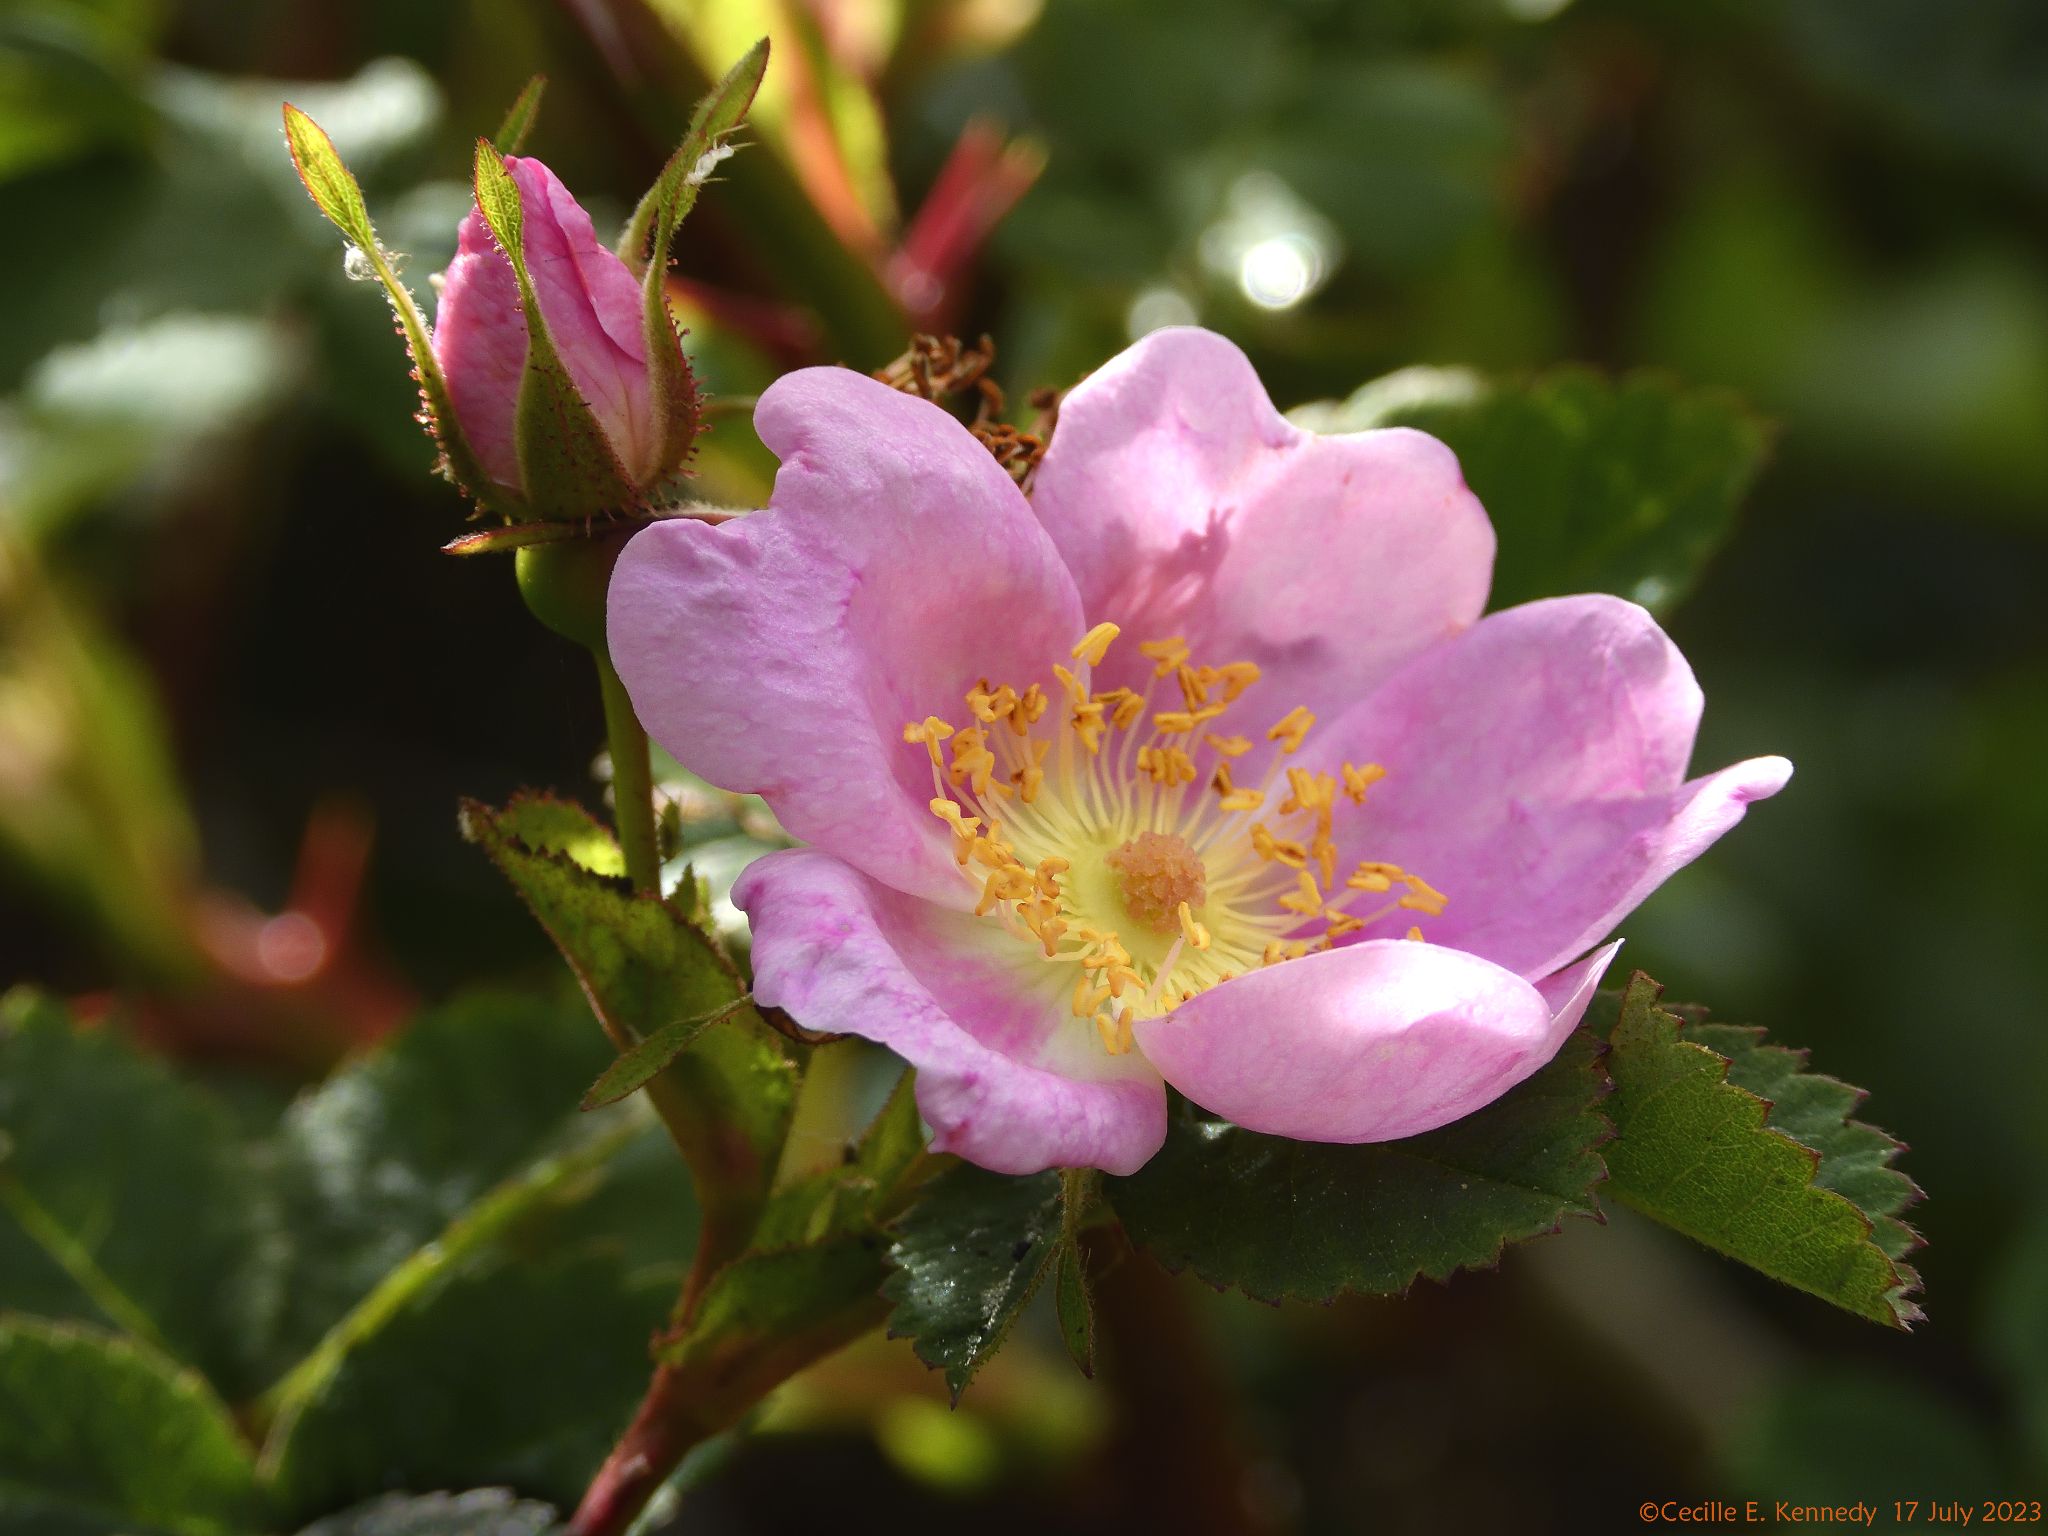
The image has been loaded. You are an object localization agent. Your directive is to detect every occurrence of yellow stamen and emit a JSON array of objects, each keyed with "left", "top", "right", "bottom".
[
  {"left": 1071, "top": 622, "right": 1121, "bottom": 666},
  {"left": 1342, "top": 762, "right": 1387, "bottom": 802},
  {"left": 1072, "top": 699, "right": 1107, "bottom": 755},
  {"left": 1097, "top": 687, "right": 1146, "bottom": 730},
  {"left": 1281, "top": 767, "right": 1338, "bottom": 817},
  {"left": 1073, "top": 976, "right": 1112, "bottom": 1018},
  {"left": 1267, "top": 705, "right": 1316, "bottom": 755},
  {"left": 1398, "top": 876, "right": 1449, "bottom": 917},
  {"left": 1215, "top": 662, "right": 1261, "bottom": 700},
  {"left": 1010, "top": 738, "right": 1051, "bottom": 803},
  {"left": 1347, "top": 860, "right": 1404, "bottom": 893},
  {"left": 1279, "top": 869, "right": 1323, "bottom": 917},
  {"left": 1137, "top": 745, "right": 1198, "bottom": 785},
  {"left": 903, "top": 716, "right": 954, "bottom": 766},
  {"left": 1251, "top": 823, "right": 1307, "bottom": 867},
  {"left": 1206, "top": 733, "right": 1253, "bottom": 759},
  {"left": 1154, "top": 704, "right": 1227, "bottom": 734},
  {"left": 1177, "top": 901, "right": 1211, "bottom": 951},
  {"left": 1138, "top": 636, "right": 1190, "bottom": 676}
]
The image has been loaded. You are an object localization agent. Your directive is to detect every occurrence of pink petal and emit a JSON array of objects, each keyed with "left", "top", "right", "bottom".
[
  {"left": 737, "top": 849, "right": 1167, "bottom": 1176},
  {"left": 433, "top": 156, "right": 654, "bottom": 489},
  {"left": 433, "top": 205, "right": 526, "bottom": 489},
  {"left": 609, "top": 369, "right": 1085, "bottom": 904},
  {"left": 1309, "top": 593, "right": 1791, "bottom": 980},
  {"left": 1029, "top": 327, "right": 1493, "bottom": 731},
  {"left": 1132, "top": 938, "right": 1618, "bottom": 1144}
]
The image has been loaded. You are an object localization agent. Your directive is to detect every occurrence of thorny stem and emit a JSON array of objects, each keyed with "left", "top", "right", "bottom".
[
  {"left": 595, "top": 648, "right": 663, "bottom": 895},
  {"left": 568, "top": 1291, "right": 889, "bottom": 1536}
]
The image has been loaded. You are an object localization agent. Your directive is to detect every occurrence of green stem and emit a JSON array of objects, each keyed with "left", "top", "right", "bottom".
[{"left": 595, "top": 649, "right": 662, "bottom": 894}]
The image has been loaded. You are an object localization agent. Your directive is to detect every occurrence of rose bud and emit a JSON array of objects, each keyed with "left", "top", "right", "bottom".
[{"left": 434, "top": 154, "right": 692, "bottom": 513}]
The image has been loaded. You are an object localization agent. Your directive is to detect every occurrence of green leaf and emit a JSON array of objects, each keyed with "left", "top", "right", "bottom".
[
  {"left": 1683, "top": 1016, "right": 1923, "bottom": 1265},
  {"left": 470, "top": 140, "right": 639, "bottom": 518},
  {"left": 261, "top": 990, "right": 621, "bottom": 1369},
  {"left": 884, "top": 1164, "right": 1064, "bottom": 1401},
  {"left": 1296, "top": 368, "right": 1769, "bottom": 616},
  {"left": 490, "top": 793, "right": 628, "bottom": 878},
  {"left": 1109, "top": 1029, "right": 1608, "bottom": 1303},
  {"left": 1597, "top": 975, "right": 1919, "bottom": 1328},
  {"left": 0, "top": 990, "right": 280, "bottom": 1395},
  {"left": 460, "top": 794, "right": 798, "bottom": 1254},
  {"left": 491, "top": 75, "right": 547, "bottom": 156},
  {"left": 581, "top": 1003, "right": 741, "bottom": 1111},
  {"left": 0, "top": 1317, "right": 259, "bottom": 1536},
  {"left": 622, "top": 39, "right": 767, "bottom": 487},
  {"left": 279, "top": 104, "right": 506, "bottom": 516},
  {"left": 251, "top": 988, "right": 695, "bottom": 1514},
  {"left": 297, "top": 1491, "right": 559, "bottom": 1536},
  {"left": 261, "top": 1251, "right": 669, "bottom": 1521}
]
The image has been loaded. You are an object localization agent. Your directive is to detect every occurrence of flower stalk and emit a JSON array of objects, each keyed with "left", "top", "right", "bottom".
[{"left": 595, "top": 650, "right": 662, "bottom": 895}]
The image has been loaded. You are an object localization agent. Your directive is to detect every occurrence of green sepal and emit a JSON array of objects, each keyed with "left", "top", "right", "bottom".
[
  {"left": 1054, "top": 1168, "right": 1097, "bottom": 1378},
  {"left": 442, "top": 519, "right": 616, "bottom": 556},
  {"left": 620, "top": 39, "right": 770, "bottom": 486},
  {"left": 855, "top": 1071, "right": 927, "bottom": 1192},
  {"left": 1597, "top": 974, "right": 1921, "bottom": 1328},
  {"left": 618, "top": 39, "right": 770, "bottom": 271},
  {"left": 280, "top": 104, "right": 513, "bottom": 519},
  {"left": 471, "top": 141, "right": 642, "bottom": 520},
  {"left": 1053, "top": 1243, "right": 1094, "bottom": 1380},
  {"left": 491, "top": 75, "right": 547, "bottom": 155}
]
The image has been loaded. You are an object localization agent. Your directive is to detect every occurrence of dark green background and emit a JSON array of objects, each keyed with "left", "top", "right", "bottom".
[{"left": 2, "top": 0, "right": 2043, "bottom": 1530}]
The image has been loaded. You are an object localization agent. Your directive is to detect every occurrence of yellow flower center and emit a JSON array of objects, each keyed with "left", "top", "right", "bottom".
[{"left": 903, "top": 623, "right": 1446, "bottom": 1057}]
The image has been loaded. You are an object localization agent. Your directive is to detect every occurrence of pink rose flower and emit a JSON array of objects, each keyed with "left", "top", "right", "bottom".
[
  {"left": 434, "top": 155, "right": 660, "bottom": 495},
  {"left": 607, "top": 328, "right": 1791, "bottom": 1176}
]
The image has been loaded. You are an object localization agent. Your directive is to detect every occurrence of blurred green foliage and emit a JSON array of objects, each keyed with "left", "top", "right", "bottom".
[{"left": 3, "top": 0, "right": 2046, "bottom": 1530}]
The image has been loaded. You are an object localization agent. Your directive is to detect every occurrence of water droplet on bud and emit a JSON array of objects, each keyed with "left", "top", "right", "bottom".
[{"left": 341, "top": 243, "right": 377, "bottom": 282}]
